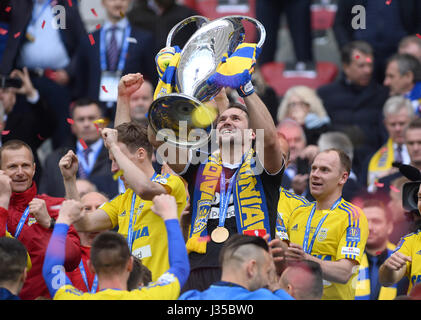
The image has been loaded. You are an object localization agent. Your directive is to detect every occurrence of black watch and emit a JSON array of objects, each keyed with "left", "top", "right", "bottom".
[{"left": 49, "top": 217, "right": 56, "bottom": 229}]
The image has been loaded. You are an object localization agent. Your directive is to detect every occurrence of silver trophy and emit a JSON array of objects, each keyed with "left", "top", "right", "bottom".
[{"left": 148, "top": 15, "right": 266, "bottom": 148}]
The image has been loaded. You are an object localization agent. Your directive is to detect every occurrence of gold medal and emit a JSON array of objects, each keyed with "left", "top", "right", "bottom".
[{"left": 211, "top": 226, "right": 229, "bottom": 243}]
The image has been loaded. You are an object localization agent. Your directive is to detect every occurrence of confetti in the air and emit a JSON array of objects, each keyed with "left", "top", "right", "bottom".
[
  {"left": 5, "top": 6, "right": 11, "bottom": 12},
  {"left": 88, "top": 34, "right": 95, "bottom": 45},
  {"left": 14, "top": 32, "right": 20, "bottom": 38},
  {"left": 0, "top": 28, "right": 8, "bottom": 35},
  {"left": 41, "top": 20, "right": 46, "bottom": 29},
  {"left": 96, "top": 24, "right": 101, "bottom": 30},
  {"left": 374, "top": 181, "right": 384, "bottom": 188},
  {"left": 66, "top": 118, "right": 74, "bottom": 125},
  {"left": 79, "top": 138, "right": 88, "bottom": 150},
  {"left": 390, "top": 185, "right": 400, "bottom": 193},
  {"left": 101, "top": 85, "right": 108, "bottom": 93},
  {"left": 1, "top": 130, "right": 9, "bottom": 135},
  {"left": 91, "top": 8, "right": 98, "bottom": 17}
]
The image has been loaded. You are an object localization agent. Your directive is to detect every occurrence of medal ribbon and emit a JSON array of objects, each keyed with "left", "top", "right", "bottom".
[
  {"left": 14, "top": 206, "right": 30, "bottom": 239},
  {"left": 218, "top": 168, "right": 240, "bottom": 229},
  {"left": 302, "top": 197, "right": 342, "bottom": 254},
  {"left": 79, "top": 260, "right": 98, "bottom": 293},
  {"left": 29, "top": 0, "right": 52, "bottom": 26},
  {"left": 127, "top": 172, "right": 157, "bottom": 252},
  {"left": 100, "top": 25, "right": 132, "bottom": 72}
]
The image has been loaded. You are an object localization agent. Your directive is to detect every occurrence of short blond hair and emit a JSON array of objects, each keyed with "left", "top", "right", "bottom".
[{"left": 277, "top": 86, "right": 327, "bottom": 123}]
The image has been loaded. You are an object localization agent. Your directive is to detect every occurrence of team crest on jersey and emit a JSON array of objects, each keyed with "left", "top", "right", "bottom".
[
  {"left": 153, "top": 175, "right": 168, "bottom": 185},
  {"left": 346, "top": 227, "right": 361, "bottom": 242},
  {"left": 317, "top": 228, "right": 328, "bottom": 241},
  {"left": 416, "top": 250, "right": 421, "bottom": 255},
  {"left": 291, "top": 224, "right": 298, "bottom": 231},
  {"left": 27, "top": 217, "right": 37, "bottom": 226}
]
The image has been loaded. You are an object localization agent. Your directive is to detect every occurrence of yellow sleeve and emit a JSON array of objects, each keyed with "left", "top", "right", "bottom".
[
  {"left": 337, "top": 208, "right": 368, "bottom": 264},
  {"left": 99, "top": 193, "right": 125, "bottom": 229},
  {"left": 54, "top": 285, "right": 85, "bottom": 300},
  {"left": 395, "top": 235, "right": 414, "bottom": 277},
  {"left": 155, "top": 174, "right": 187, "bottom": 219}
]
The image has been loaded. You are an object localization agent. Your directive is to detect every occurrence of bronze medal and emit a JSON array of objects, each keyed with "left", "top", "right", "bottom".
[{"left": 211, "top": 226, "right": 229, "bottom": 243}]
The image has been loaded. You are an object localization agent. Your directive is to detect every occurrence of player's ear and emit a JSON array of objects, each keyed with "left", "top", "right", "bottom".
[{"left": 127, "top": 256, "right": 134, "bottom": 272}]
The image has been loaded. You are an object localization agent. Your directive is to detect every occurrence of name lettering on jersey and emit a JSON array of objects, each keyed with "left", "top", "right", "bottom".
[
  {"left": 416, "top": 250, "right": 421, "bottom": 255},
  {"left": 132, "top": 244, "right": 152, "bottom": 260},
  {"left": 411, "top": 275, "right": 421, "bottom": 286},
  {"left": 132, "top": 226, "right": 149, "bottom": 242}
]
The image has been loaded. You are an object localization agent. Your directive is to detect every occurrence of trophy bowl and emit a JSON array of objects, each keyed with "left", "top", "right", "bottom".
[{"left": 148, "top": 15, "right": 266, "bottom": 149}]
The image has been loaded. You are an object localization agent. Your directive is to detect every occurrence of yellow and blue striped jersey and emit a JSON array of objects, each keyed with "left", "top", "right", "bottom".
[
  {"left": 99, "top": 173, "right": 186, "bottom": 281},
  {"left": 283, "top": 198, "right": 369, "bottom": 300},
  {"left": 394, "top": 230, "right": 421, "bottom": 293}
]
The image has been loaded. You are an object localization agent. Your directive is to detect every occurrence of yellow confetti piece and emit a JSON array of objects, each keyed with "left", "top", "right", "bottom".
[
  {"left": 93, "top": 118, "right": 105, "bottom": 124},
  {"left": 113, "top": 170, "right": 124, "bottom": 181}
]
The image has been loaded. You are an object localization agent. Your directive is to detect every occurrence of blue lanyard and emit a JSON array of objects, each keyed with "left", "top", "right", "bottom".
[
  {"left": 79, "top": 260, "right": 98, "bottom": 293},
  {"left": 30, "top": 0, "right": 52, "bottom": 26},
  {"left": 127, "top": 172, "right": 157, "bottom": 252},
  {"left": 218, "top": 168, "right": 240, "bottom": 228},
  {"left": 302, "top": 197, "right": 342, "bottom": 254},
  {"left": 14, "top": 206, "right": 30, "bottom": 239},
  {"left": 99, "top": 25, "right": 131, "bottom": 72}
]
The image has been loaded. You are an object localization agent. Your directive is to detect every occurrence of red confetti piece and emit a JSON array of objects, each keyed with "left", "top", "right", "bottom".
[
  {"left": 5, "top": 6, "right": 11, "bottom": 12},
  {"left": 67, "top": 0, "right": 72, "bottom": 7},
  {"left": 94, "top": 123, "right": 100, "bottom": 134},
  {"left": 79, "top": 138, "right": 88, "bottom": 150},
  {"left": 66, "top": 118, "right": 74, "bottom": 125},
  {"left": 37, "top": 133, "right": 45, "bottom": 141},
  {"left": 390, "top": 185, "right": 400, "bottom": 193},
  {"left": 385, "top": 0, "right": 391, "bottom": 5},
  {"left": 91, "top": 8, "right": 98, "bottom": 17},
  {"left": 0, "top": 28, "right": 8, "bottom": 35},
  {"left": 375, "top": 251, "right": 382, "bottom": 255},
  {"left": 14, "top": 32, "right": 20, "bottom": 38},
  {"left": 88, "top": 34, "right": 95, "bottom": 45},
  {"left": 96, "top": 24, "right": 101, "bottom": 30},
  {"left": 374, "top": 181, "right": 384, "bottom": 188},
  {"left": 101, "top": 85, "right": 108, "bottom": 93},
  {"left": 355, "top": 55, "right": 360, "bottom": 59},
  {"left": 1, "top": 130, "right": 10, "bottom": 135},
  {"left": 41, "top": 20, "right": 45, "bottom": 29},
  {"left": 417, "top": 34, "right": 421, "bottom": 40},
  {"left": 366, "top": 57, "right": 372, "bottom": 63}
]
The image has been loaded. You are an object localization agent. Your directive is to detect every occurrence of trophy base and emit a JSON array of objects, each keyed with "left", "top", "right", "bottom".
[{"left": 148, "top": 93, "right": 216, "bottom": 149}]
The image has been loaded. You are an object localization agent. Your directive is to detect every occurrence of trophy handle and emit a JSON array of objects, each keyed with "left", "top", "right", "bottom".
[
  {"left": 166, "top": 15, "right": 210, "bottom": 47},
  {"left": 224, "top": 15, "right": 266, "bottom": 48}
]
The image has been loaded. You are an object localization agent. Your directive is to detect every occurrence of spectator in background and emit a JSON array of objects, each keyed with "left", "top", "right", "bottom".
[
  {"left": 39, "top": 98, "right": 120, "bottom": 199},
  {"left": 127, "top": 0, "right": 199, "bottom": 51},
  {"left": 0, "top": 67, "right": 55, "bottom": 185},
  {"left": 0, "top": 237, "right": 28, "bottom": 300},
  {"left": 388, "top": 176, "right": 412, "bottom": 245},
  {"left": 317, "top": 41, "right": 389, "bottom": 182},
  {"left": 278, "top": 260, "right": 323, "bottom": 300},
  {"left": 66, "top": 191, "right": 109, "bottom": 293},
  {"left": 75, "top": 179, "right": 98, "bottom": 198},
  {"left": 0, "top": 0, "right": 88, "bottom": 149},
  {"left": 129, "top": 78, "right": 153, "bottom": 125},
  {"left": 0, "top": 140, "right": 81, "bottom": 300},
  {"left": 355, "top": 198, "right": 408, "bottom": 300},
  {"left": 383, "top": 54, "right": 421, "bottom": 116},
  {"left": 277, "top": 119, "right": 309, "bottom": 195},
  {"left": 333, "top": 0, "right": 421, "bottom": 82},
  {"left": 367, "top": 96, "right": 414, "bottom": 191},
  {"left": 256, "top": 0, "right": 313, "bottom": 66},
  {"left": 277, "top": 85, "right": 331, "bottom": 145},
  {"left": 399, "top": 35, "right": 421, "bottom": 63},
  {"left": 79, "top": 0, "right": 156, "bottom": 121}
]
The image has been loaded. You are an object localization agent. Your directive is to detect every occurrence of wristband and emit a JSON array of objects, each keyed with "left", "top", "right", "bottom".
[
  {"left": 49, "top": 217, "right": 56, "bottom": 230},
  {"left": 237, "top": 80, "right": 255, "bottom": 98}
]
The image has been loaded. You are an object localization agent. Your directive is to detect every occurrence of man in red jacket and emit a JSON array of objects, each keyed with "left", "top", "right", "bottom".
[{"left": 0, "top": 139, "right": 81, "bottom": 300}]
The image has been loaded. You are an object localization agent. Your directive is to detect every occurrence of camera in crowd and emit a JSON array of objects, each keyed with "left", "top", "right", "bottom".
[
  {"left": 394, "top": 162, "right": 421, "bottom": 213},
  {"left": 0, "top": 75, "right": 22, "bottom": 89}
]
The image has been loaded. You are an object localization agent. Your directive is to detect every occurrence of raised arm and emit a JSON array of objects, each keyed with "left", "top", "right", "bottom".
[
  {"left": 101, "top": 128, "right": 167, "bottom": 200},
  {"left": 243, "top": 91, "right": 287, "bottom": 174},
  {"left": 150, "top": 194, "right": 190, "bottom": 287},
  {"left": 42, "top": 200, "right": 82, "bottom": 297},
  {"left": 114, "top": 73, "right": 144, "bottom": 127},
  {"left": 59, "top": 150, "right": 81, "bottom": 201}
]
